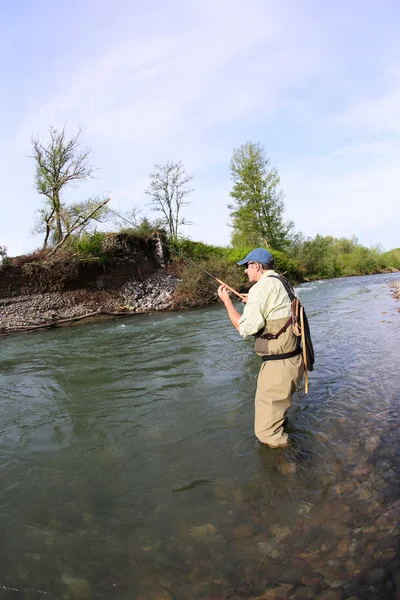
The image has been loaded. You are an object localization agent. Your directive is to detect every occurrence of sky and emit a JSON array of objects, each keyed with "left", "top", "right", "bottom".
[{"left": 1, "top": 0, "right": 399, "bottom": 256}]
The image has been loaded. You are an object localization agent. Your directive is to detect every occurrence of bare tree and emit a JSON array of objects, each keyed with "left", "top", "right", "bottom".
[
  {"left": 145, "top": 160, "right": 194, "bottom": 239},
  {"left": 31, "top": 127, "right": 96, "bottom": 247}
]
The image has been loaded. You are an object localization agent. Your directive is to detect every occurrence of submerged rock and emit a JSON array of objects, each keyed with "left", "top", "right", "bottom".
[
  {"left": 260, "top": 583, "right": 293, "bottom": 599},
  {"left": 61, "top": 574, "right": 92, "bottom": 599},
  {"left": 289, "top": 586, "right": 318, "bottom": 599},
  {"left": 188, "top": 523, "right": 218, "bottom": 541},
  {"left": 364, "top": 567, "right": 386, "bottom": 585},
  {"left": 315, "top": 590, "right": 344, "bottom": 600}
]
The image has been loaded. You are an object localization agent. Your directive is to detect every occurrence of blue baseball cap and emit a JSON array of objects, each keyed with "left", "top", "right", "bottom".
[{"left": 237, "top": 248, "right": 274, "bottom": 266}]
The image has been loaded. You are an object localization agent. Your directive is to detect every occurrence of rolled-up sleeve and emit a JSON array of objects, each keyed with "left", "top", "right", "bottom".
[{"left": 238, "top": 295, "right": 266, "bottom": 338}]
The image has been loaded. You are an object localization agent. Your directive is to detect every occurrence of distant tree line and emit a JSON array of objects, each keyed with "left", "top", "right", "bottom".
[{"left": 1, "top": 126, "right": 399, "bottom": 283}]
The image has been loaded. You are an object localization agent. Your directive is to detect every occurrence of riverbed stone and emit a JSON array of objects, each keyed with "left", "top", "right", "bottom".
[
  {"left": 394, "top": 572, "right": 400, "bottom": 593},
  {"left": 301, "top": 574, "right": 323, "bottom": 587},
  {"left": 332, "top": 479, "right": 357, "bottom": 496},
  {"left": 260, "top": 583, "right": 293, "bottom": 599},
  {"left": 151, "top": 592, "right": 174, "bottom": 600},
  {"left": 279, "top": 562, "right": 311, "bottom": 585},
  {"left": 232, "top": 523, "right": 255, "bottom": 539},
  {"left": 61, "top": 574, "right": 92, "bottom": 599},
  {"left": 289, "top": 586, "right": 318, "bottom": 599},
  {"left": 319, "top": 566, "right": 349, "bottom": 588},
  {"left": 351, "top": 463, "right": 373, "bottom": 477},
  {"left": 315, "top": 590, "right": 344, "bottom": 600},
  {"left": 375, "top": 515, "right": 391, "bottom": 531},
  {"left": 188, "top": 523, "right": 217, "bottom": 541},
  {"left": 269, "top": 523, "right": 291, "bottom": 540},
  {"left": 364, "top": 567, "right": 386, "bottom": 585},
  {"left": 279, "top": 462, "right": 297, "bottom": 475}
]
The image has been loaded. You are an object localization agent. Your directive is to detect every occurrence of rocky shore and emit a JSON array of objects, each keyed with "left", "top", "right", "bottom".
[
  {"left": 0, "top": 269, "right": 181, "bottom": 334},
  {"left": 389, "top": 280, "right": 400, "bottom": 304}
]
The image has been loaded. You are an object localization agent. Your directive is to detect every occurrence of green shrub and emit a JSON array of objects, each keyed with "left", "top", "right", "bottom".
[
  {"left": 168, "top": 239, "right": 302, "bottom": 282},
  {"left": 72, "top": 232, "right": 108, "bottom": 259},
  {"left": 168, "top": 237, "right": 227, "bottom": 261},
  {"left": 381, "top": 248, "right": 400, "bottom": 270},
  {"left": 170, "top": 255, "right": 246, "bottom": 308}
]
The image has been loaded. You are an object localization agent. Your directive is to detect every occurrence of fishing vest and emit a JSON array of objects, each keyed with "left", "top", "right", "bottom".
[
  {"left": 255, "top": 315, "right": 301, "bottom": 360},
  {"left": 254, "top": 274, "right": 314, "bottom": 370}
]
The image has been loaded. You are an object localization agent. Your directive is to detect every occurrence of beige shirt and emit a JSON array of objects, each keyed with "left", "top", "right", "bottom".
[{"left": 238, "top": 271, "right": 292, "bottom": 339}]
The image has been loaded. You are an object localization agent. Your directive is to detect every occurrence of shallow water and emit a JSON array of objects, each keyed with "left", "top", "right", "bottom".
[{"left": 0, "top": 273, "right": 399, "bottom": 599}]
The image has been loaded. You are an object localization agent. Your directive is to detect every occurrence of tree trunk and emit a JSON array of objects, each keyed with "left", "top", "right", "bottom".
[{"left": 54, "top": 192, "right": 63, "bottom": 243}]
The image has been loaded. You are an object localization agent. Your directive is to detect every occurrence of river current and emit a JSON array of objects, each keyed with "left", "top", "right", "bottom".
[{"left": 0, "top": 273, "right": 399, "bottom": 599}]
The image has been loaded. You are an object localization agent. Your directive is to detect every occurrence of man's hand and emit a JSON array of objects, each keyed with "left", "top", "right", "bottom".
[
  {"left": 241, "top": 293, "right": 249, "bottom": 303},
  {"left": 218, "top": 284, "right": 232, "bottom": 305},
  {"left": 218, "top": 284, "right": 241, "bottom": 332}
]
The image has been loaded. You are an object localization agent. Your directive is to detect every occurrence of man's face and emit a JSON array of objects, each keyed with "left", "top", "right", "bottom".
[{"left": 245, "top": 261, "right": 259, "bottom": 282}]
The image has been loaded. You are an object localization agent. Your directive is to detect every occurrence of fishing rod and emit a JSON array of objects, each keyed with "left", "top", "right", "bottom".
[{"left": 108, "top": 209, "right": 247, "bottom": 300}]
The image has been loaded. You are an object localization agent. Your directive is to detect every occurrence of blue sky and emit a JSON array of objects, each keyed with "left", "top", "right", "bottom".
[{"left": 1, "top": 0, "right": 399, "bottom": 256}]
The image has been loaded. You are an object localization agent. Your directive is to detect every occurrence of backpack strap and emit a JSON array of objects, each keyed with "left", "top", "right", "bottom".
[
  {"left": 260, "top": 316, "right": 293, "bottom": 340},
  {"left": 268, "top": 274, "right": 296, "bottom": 301},
  {"left": 268, "top": 275, "right": 301, "bottom": 336}
]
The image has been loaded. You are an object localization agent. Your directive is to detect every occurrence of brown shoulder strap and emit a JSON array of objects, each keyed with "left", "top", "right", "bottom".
[{"left": 260, "top": 316, "right": 293, "bottom": 340}]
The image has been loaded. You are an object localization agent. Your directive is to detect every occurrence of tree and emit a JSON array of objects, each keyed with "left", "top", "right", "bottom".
[
  {"left": 31, "top": 127, "right": 108, "bottom": 249},
  {"left": 145, "top": 160, "right": 194, "bottom": 239},
  {"left": 0, "top": 245, "right": 7, "bottom": 265},
  {"left": 229, "top": 142, "right": 293, "bottom": 250}
]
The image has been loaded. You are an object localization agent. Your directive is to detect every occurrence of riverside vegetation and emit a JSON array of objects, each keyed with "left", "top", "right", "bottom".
[
  {"left": 1, "top": 229, "right": 399, "bottom": 335},
  {"left": 1, "top": 129, "right": 399, "bottom": 329}
]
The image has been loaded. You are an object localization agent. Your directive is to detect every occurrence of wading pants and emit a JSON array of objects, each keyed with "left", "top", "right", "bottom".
[{"left": 254, "top": 355, "right": 304, "bottom": 447}]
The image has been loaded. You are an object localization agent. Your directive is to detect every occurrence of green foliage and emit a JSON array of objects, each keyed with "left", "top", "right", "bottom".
[
  {"left": 287, "top": 233, "right": 397, "bottom": 279},
  {"left": 297, "top": 235, "right": 341, "bottom": 279},
  {"left": 380, "top": 248, "right": 400, "bottom": 270},
  {"left": 168, "top": 237, "right": 227, "bottom": 261},
  {"left": 71, "top": 232, "right": 108, "bottom": 259},
  {"left": 171, "top": 256, "right": 245, "bottom": 308},
  {"left": 229, "top": 141, "right": 293, "bottom": 251},
  {"left": 169, "top": 240, "right": 305, "bottom": 307},
  {"left": 31, "top": 127, "right": 96, "bottom": 247},
  {"left": 134, "top": 217, "right": 162, "bottom": 235}
]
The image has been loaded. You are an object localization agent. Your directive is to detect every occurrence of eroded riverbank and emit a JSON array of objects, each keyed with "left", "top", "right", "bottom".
[{"left": 0, "top": 269, "right": 180, "bottom": 334}]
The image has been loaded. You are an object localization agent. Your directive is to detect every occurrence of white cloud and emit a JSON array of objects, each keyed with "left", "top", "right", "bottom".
[{"left": 2, "top": 0, "right": 400, "bottom": 257}]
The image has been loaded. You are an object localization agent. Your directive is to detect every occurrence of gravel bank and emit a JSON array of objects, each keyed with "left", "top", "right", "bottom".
[
  {"left": 0, "top": 269, "right": 180, "bottom": 334},
  {"left": 389, "top": 280, "right": 400, "bottom": 303}
]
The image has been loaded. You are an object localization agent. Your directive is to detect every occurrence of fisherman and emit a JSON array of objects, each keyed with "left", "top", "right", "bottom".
[{"left": 217, "top": 248, "right": 303, "bottom": 448}]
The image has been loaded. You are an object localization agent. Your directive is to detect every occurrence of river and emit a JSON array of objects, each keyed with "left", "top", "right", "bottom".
[{"left": 0, "top": 273, "right": 399, "bottom": 599}]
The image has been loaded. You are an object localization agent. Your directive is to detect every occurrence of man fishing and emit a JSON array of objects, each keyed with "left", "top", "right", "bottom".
[{"left": 217, "top": 248, "right": 304, "bottom": 448}]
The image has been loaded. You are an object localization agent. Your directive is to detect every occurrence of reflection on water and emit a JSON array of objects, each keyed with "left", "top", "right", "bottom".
[{"left": 0, "top": 273, "right": 399, "bottom": 599}]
